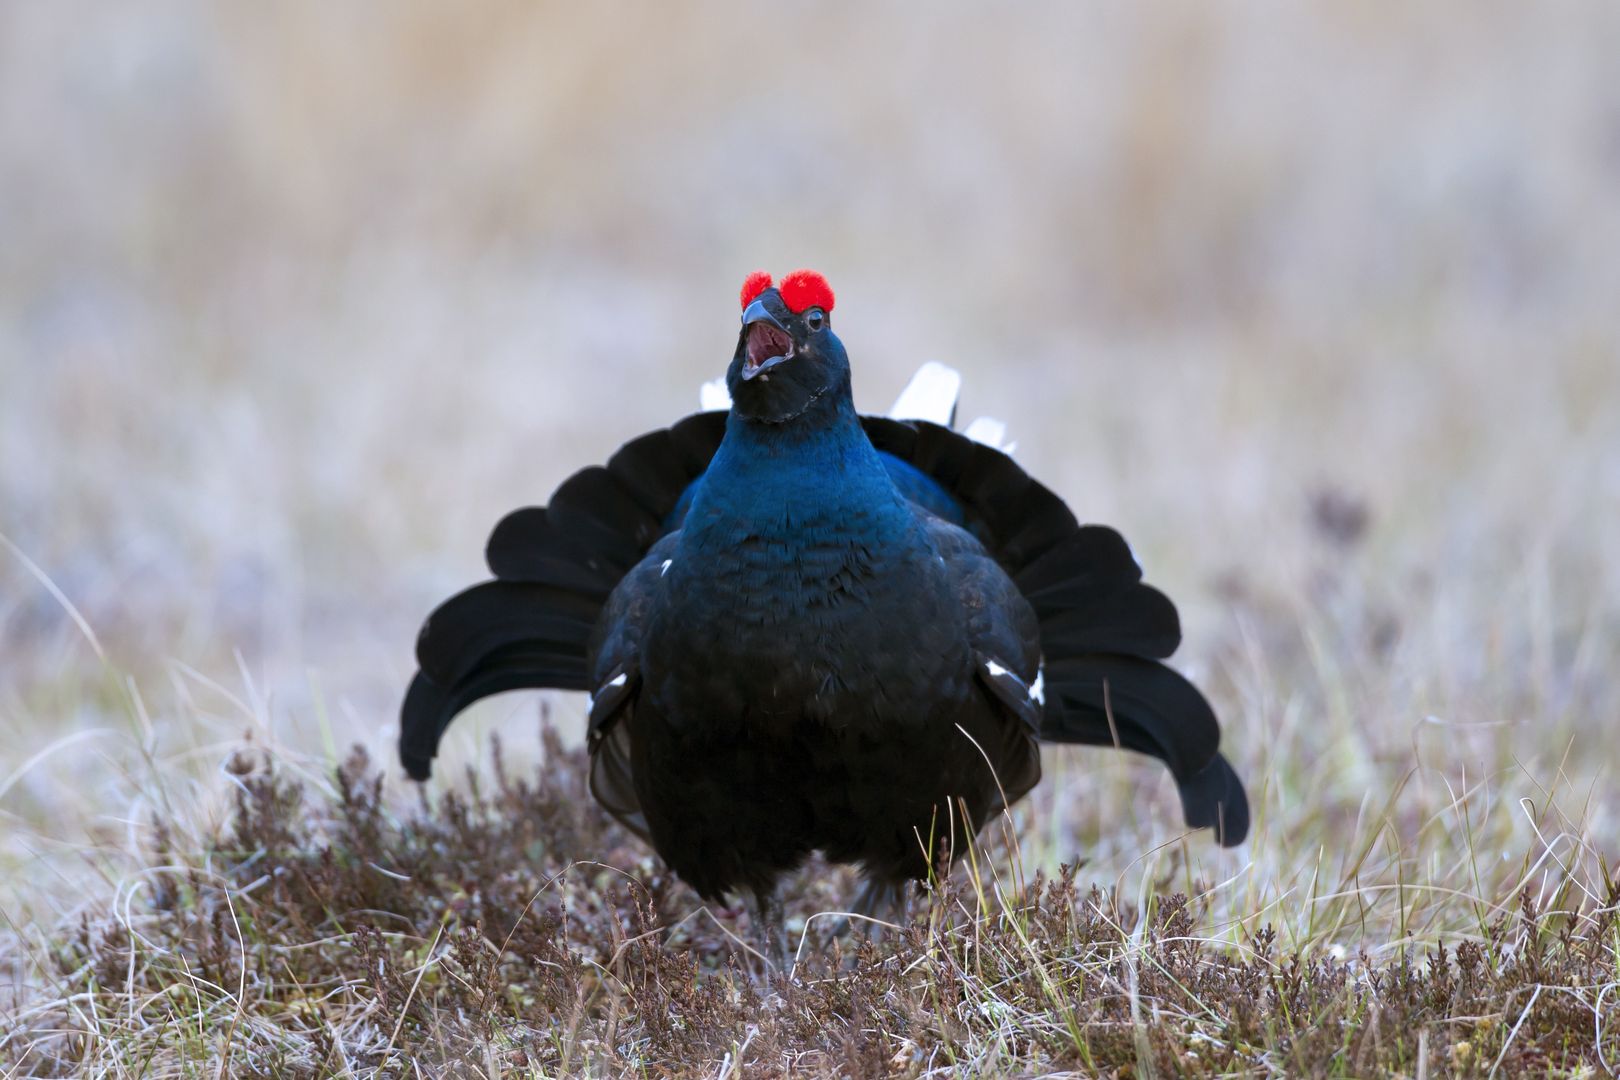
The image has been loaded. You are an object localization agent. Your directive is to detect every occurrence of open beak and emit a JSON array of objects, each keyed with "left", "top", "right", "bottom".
[{"left": 740, "top": 298, "right": 793, "bottom": 381}]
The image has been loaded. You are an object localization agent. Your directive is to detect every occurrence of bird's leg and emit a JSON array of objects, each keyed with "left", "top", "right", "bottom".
[
  {"left": 846, "top": 879, "right": 911, "bottom": 945},
  {"left": 750, "top": 886, "right": 789, "bottom": 978}
]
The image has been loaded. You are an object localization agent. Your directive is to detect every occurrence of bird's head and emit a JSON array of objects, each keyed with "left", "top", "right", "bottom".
[{"left": 726, "top": 269, "right": 848, "bottom": 424}]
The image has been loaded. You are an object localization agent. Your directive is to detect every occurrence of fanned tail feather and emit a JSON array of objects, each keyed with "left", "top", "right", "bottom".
[
  {"left": 403, "top": 377, "right": 1247, "bottom": 847},
  {"left": 861, "top": 413, "right": 1248, "bottom": 847},
  {"left": 1175, "top": 753, "right": 1250, "bottom": 844},
  {"left": 400, "top": 413, "right": 726, "bottom": 779},
  {"left": 1040, "top": 656, "right": 1248, "bottom": 846}
]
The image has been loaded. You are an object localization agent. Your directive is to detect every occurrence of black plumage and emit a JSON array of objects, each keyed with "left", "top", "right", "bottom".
[{"left": 402, "top": 273, "right": 1248, "bottom": 954}]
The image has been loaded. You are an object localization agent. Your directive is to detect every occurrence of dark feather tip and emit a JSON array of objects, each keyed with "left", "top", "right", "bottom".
[{"left": 1176, "top": 753, "right": 1250, "bottom": 846}]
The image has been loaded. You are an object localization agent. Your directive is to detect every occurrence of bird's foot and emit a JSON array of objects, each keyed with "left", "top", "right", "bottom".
[
  {"left": 750, "top": 886, "right": 791, "bottom": 982},
  {"left": 834, "top": 879, "right": 910, "bottom": 943},
  {"left": 827, "top": 879, "right": 912, "bottom": 969}
]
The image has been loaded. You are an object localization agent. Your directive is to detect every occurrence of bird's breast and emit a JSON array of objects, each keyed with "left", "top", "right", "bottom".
[{"left": 642, "top": 515, "right": 969, "bottom": 735}]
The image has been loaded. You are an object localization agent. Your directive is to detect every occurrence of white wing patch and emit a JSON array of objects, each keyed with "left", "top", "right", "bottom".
[
  {"left": 605, "top": 672, "right": 628, "bottom": 689},
  {"left": 889, "top": 361, "right": 961, "bottom": 425},
  {"left": 986, "top": 656, "right": 1042, "bottom": 703},
  {"left": 660, "top": 559, "right": 673, "bottom": 576},
  {"left": 699, "top": 377, "right": 732, "bottom": 411}
]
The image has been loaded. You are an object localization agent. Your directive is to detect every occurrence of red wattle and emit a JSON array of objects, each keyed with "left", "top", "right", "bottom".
[
  {"left": 739, "top": 270, "right": 774, "bottom": 310},
  {"left": 778, "top": 269, "right": 834, "bottom": 314}
]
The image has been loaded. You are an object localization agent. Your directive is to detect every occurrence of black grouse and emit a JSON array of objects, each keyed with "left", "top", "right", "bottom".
[{"left": 401, "top": 269, "right": 1248, "bottom": 962}]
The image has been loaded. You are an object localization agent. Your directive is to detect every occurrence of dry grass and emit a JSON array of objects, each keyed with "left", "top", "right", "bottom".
[
  {"left": 3, "top": 725, "right": 1615, "bottom": 1075},
  {"left": 3, "top": 3, "right": 1619, "bottom": 1075}
]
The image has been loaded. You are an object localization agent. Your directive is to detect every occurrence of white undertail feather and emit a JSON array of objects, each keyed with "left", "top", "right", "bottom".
[
  {"left": 698, "top": 361, "right": 1012, "bottom": 452},
  {"left": 963, "top": 416, "right": 1015, "bottom": 454},
  {"left": 699, "top": 377, "right": 732, "bottom": 411},
  {"left": 888, "top": 361, "right": 961, "bottom": 425},
  {"left": 962, "top": 416, "right": 1005, "bottom": 446}
]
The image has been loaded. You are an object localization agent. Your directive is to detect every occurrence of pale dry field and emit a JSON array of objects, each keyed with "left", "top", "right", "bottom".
[{"left": 2, "top": 4, "right": 1618, "bottom": 1074}]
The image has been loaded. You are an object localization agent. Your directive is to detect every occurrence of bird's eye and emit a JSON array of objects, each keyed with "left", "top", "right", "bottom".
[{"left": 804, "top": 308, "right": 826, "bottom": 331}]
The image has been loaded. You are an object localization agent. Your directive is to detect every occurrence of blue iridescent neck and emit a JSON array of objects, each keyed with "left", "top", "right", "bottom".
[{"left": 683, "top": 394, "right": 909, "bottom": 540}]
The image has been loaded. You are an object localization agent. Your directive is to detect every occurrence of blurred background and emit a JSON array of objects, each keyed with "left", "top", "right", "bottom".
[{"left": 2, "top": 4, "right": 1618, "bottom": 927}]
